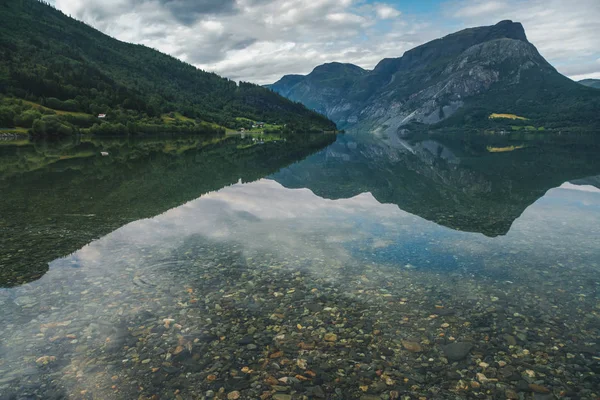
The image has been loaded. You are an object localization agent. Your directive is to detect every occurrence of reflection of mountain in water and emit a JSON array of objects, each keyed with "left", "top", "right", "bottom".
[
  {"left": 571, "top": 175, "right": 600, "bottom": 189},
  {"left": 0, "top": 134, "right": 336, "bottom": 287},
  {"left": 272, "top": 134, "right": 600, "bottom": 237}
]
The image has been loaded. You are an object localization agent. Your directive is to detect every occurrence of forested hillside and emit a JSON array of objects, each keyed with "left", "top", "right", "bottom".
[{"left": 0, "top": 0, "right": 335, "bottom": 135}]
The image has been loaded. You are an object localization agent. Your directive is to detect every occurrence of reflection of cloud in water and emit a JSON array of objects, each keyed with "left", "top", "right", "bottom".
[
  {"left": 77, "top": 179, "right": 436, "bottom": 272},
  {"left": 66, "top": 178, "right": 600, "bottom": 280},
  {"left": 560, "top": 182, "right": 600, "bottom": 193}
]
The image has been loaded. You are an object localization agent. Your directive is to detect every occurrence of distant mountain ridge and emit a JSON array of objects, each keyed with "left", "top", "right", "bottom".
[
  {"left": 579, "top": 79, "right": 600, "bottom": 89},
  {"left": 268, "top": 21, "right": 600, "bottom": 136}
]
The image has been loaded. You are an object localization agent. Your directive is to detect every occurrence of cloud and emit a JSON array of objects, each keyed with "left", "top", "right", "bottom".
[
  {"left": 374, "top": 3, "right": 401, "bottom": 19},
  {"left": 52, "top": 0, "right": 600, "bottom": 83},
  {"left": 557, "top": 61, "right": 600, "bottom": 78},
  {"left": 52, "top": 0, "right": 421, "bottom": 83},
  {"left": 452, "top": 1, "right": 506, "bottom": 18},
  {"left": 158, "top": 0, "right": 237, "bottom": 24}
]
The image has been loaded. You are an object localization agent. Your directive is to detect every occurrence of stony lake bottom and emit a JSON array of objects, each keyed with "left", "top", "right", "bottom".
[{"left": 1, "top": 133, "right": 600, "bottom": 400}]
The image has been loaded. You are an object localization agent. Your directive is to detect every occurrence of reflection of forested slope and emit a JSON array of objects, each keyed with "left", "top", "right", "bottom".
[
  {"left": 0, "top": 134, "right": 336, "bottom": 287},
  {"left": 570, "top": 175, "right": 600, "bottom": 189},
  {"left": 272, "top": 135, "right": 600, "bottom": 237}
]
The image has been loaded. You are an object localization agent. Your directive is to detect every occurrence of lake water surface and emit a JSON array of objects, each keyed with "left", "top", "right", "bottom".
[{"left": 1, "top": 133, "right": 600, "bottom": 399}]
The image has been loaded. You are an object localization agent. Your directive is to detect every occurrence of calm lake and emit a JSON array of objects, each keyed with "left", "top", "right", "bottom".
[{"left": 1, "top": 132, "right": 600, "bottom": 399}]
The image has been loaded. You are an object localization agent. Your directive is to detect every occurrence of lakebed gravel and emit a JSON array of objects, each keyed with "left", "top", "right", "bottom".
[{"left": 1, "top": 234, "right": 599, "bottom": 400}]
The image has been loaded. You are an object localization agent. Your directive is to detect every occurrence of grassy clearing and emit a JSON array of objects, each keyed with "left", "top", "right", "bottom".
[
  {"left": 19, "top": 100, "right": 91, "bottom": 117},
  {"left": 162, "top": 112, "right": 235, "bottom": 133},
  {"left": 0, "top": 127, "right": 29, "bottom": 134},
  {"left": 161, "top": 112, "right": 195, "bottom": 124},
  {"left": 487, "top": 144, "right": 526, "bottom": 153},
  {"left": 58, "top": 152, "right": 96, "bottom": 160},
  {"left": 489, "top": 113, "right": 528, "bottom": 121}
]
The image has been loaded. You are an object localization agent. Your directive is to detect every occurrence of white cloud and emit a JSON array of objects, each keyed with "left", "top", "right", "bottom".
[
  {"left": 452, "top": 1, "right": 507, "bottom": 18},
  {"left": 374, "top": 3, "right": 401, "bottom": 19},
  {"left": 52, "top": 0, "right": 600, "bottom": 83},
  {"left": 326, "top": 12, "right": 368, "bottom": 25}
]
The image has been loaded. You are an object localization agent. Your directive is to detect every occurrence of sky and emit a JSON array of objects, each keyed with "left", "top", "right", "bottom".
[{"left": 49, "top": 0, "right": 600, "bottom": 84}]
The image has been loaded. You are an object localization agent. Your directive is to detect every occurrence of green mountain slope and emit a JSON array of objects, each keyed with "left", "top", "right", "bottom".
[
  {"left": 0, "top": 0, "right": 335, "bottom": 135},
  {"left": 268, "top": 21, "right": 600, "bottom": 136},
  {"left": 579, "top": 79, "right": 600, "bottom": 89}
]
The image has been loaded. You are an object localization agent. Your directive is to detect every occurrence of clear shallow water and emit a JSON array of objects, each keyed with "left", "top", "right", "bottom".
[{"left": 1, "top": 134, "right": 600, "bottom": 399}]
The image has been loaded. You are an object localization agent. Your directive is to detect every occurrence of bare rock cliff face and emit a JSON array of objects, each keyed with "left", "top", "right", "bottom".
[{"left": 267, "top": 20, "right": 587, "bottom": 135}]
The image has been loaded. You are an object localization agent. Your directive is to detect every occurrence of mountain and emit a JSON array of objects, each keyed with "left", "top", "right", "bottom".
[
  {"left": 268, "top": 21, "right": 600, "bottom": 136},
  {"left": 0, "top": 0, "right": 335, "bottom": 135},
  {"left": 579, "top": 79, "right": 600, "bottom": 89}
]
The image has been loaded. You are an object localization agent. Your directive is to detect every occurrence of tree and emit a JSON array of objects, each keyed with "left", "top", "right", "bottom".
[
  {"left": 14, "top": 109, "right": 42, "bottom": 128},
  {"left": 0, "top": 106, "right": 15, "bottom": 127}
]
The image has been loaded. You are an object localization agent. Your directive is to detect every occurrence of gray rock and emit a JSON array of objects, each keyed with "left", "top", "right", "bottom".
[
  {"left": 504, "top": 335, "right": 517, "bottom": 346},
  {"left": 307, "top": 386, "right": 326, "bottom": 398},
  {"left": 442, "top": 342, "right": 473, "bottom": 361},
  {"left": 13, "top": 296, "right": 37, "bottom": 307}
]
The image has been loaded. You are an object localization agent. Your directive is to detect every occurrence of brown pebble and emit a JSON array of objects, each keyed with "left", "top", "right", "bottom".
[
  {"left": 401, "top": 340, "right": 423, "bottom": 352},
  {"left": 227, "top": 391, "right": 241, "bottom": 400},
  {"left": 529, "top": 384, "right": 550, "bottom": 394},
  {"left": 298, "top": 342, "right": 315, "bottom": 350},
  {"left": 324, "top": 333, "right": 337, "bottom": 342},
  {"left": 270, "top": 351, "right": 284, "bottom": 359},
  {"left": 35, "top": 356, "right": 56, "bottom": 365}
]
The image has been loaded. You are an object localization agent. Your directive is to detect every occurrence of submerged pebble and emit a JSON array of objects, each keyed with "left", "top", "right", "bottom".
[{"left": 1, "top": 207, "right": 599, "bottom": 399}]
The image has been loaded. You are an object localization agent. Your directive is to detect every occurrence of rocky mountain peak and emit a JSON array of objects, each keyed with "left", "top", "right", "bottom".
[
  {"left": 491, "top": 20, "right": 528, "bottom": 41},
  {"left": 310, "top": 62, "right": 366, "bottom": 76},
  {"left": 373, "top": 20, "right": 529, "bottom": 75}
]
